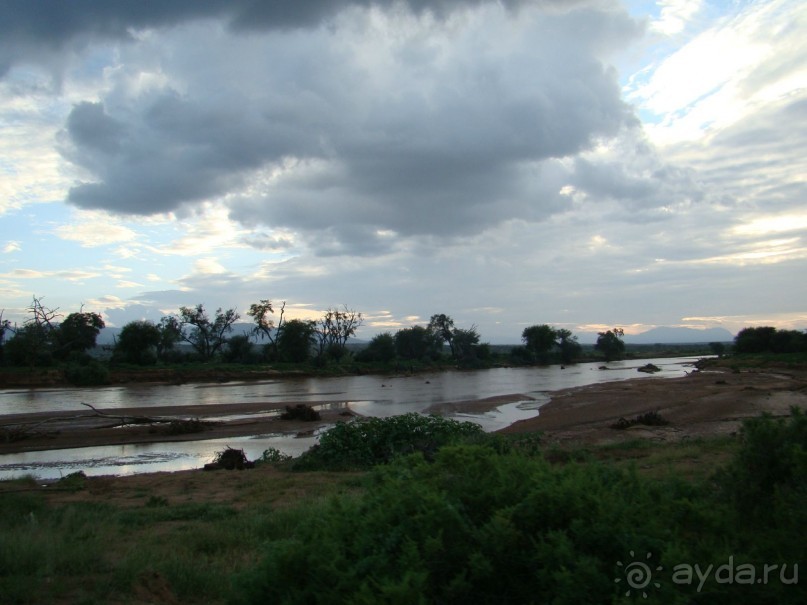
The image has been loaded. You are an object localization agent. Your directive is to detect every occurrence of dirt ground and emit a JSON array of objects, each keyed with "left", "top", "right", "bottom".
[
  {"left": 499, "top": 365, "right": 807, "bottom": 445},
  {"left": 2, "top": 364, "right": 806, "bottom": 507}
]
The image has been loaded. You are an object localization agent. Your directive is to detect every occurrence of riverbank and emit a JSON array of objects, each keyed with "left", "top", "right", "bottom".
[
  {"left": 3, "top": 361, "right": 805, "bottom": 458},
  {"left": 499, "top": 363, "right": 807, "bottom": 444}
]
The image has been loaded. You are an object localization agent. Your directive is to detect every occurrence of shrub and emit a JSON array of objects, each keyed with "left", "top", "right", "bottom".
[
  {"left": 610, "top": 410, "right": 669, "bottom": 430},
  {"left": 234, "top": 446, "right": 723, "bottom": 605},
  {"left": 206, "top": 447, "right": 254, "bottom": 470},
  {"left": 280, "top": 404, "right": 321, "bottom": 421},
  {"left": 718, "top": 407, "right": 807, "bottom": 521},
  {"left": 293, "top": 413, "right": 485, "bottom": 470},
  {"left": 259, "top": 448, "right": 292, "bottom": 464},
  {"left": 64, "top": 360, "right": 110, "bottom": 386}
]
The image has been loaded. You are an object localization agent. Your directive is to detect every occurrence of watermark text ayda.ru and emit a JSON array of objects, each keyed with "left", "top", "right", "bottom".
[
  {"left": 616, "top": 551, "right": 799, "bottom": 597},
  {"left": 672, "top": 556, "right": 798, "bottom": 593}
]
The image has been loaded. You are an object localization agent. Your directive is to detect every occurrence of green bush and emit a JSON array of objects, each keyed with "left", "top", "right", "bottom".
[
  {"left": 718, "top": 407, "right": 806, "bottom": 522},
  {"left": 64, "top": 360, "right": 110, "bottom": 386},
  {"left": 234, "top": 446, "right": 725, "bottom": 605},
  {"left": 293, "top": 413, "right": 485, "bottom": 470}
]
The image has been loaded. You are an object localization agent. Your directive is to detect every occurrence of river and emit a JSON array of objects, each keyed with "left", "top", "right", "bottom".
[{"left": 0, "top": 357, "right": 700, "bottom": 480}]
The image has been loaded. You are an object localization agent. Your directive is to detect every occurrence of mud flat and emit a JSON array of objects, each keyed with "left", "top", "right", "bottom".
[{"left": 498, "top": 365, "right": 807, "bottom": 445}]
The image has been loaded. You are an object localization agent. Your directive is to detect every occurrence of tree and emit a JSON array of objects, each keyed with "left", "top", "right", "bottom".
[
  {"left": 114, "top": 320, "right": 161, "bottom": 365},
  {"left": 595, "top": 328, "right": 625, "bottom": 362},
  {"left": 734, "top": 326, "right": 807, "bottom": 354},
  {"left": 276, "top": 319, "right": 315, "bottom": 363},
  {"left": 0, "top": 311, "right": 11, "bottom": 363},
  {"left": 709, "top": 342, "right": 726, "bottom": 357},
  {"left": 428, "top": 314, "right": 456, "bottom": 358},
  {"left": 223, "top": 334, "right": 256, "bottom": 364},
  {"left": 4, "top": 297, "right": 61, "bottom": 366},
  {"left": 452, "top": 326, "right": 481, "bottom": 363},
  {"left": 314, "top": 306, "right": 364, "bottom": 360},
  {"left": 247, "top": 299, "right": 285, "bottom": 359},
  {"left": 554, "top": 328, "right": 582, "bottom": 365},
  {"left": 770, "top": 329, "right": 806, "bottom": 354},
  {"left": 357, "top": 332, "right": 396, "bottom": 363},
  {"left": 178, "top": 304, "right": 240, "bottom": 361},
  {"left": 54, "top": 310, "right": 105, "bottom": 360},
  {"left": 734, "top": 326, "right": 777, "bottom": 354},
  {"left": 394, "top": 326, "right": 441, "bottom": 361},
  {"left": 522, "top": 324, "right": 556, "bottom": 363},
  {"left": 156, "top": 316, "right": 182, "bottom": 361}
]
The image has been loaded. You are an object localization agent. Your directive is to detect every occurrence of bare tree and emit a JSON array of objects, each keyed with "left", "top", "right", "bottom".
[{"left": 315, "top": 306, "right": 363, "bottom": 359}]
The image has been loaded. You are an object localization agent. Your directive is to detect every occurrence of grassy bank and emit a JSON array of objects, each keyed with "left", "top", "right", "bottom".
[
  {"left": 1, "top": 410, "right": 804, "bottom": 604},
  {"left": 0, "top": 343, "right": 718, "bottom": 388}
]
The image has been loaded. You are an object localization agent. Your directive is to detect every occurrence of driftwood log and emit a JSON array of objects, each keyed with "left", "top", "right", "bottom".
[{"left": 0, "top": 403, "right": 213, "bottom": 443}]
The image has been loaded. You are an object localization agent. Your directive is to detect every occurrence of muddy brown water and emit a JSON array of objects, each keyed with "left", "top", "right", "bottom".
[{"left": 0, "top": 357, "right": 701, "bottom": 479}]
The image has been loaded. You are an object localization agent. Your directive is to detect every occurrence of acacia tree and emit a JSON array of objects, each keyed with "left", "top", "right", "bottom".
[
  {"left": 522, "top": 324, "right": 556, "bottom": 363},
  {"left": 394, "top": 326, "right": 441, "bottom": 361},
  {"left": 54, "top": 310, "right": 105, "bottom": 360},
  {"left": 115, "top": 320, "right": 161, "bottom": 365},
  {"left": 177, "top": 304, "right": 240, "bottom": 361},
  {"left": 156, "top": 316, "right": 182, "bottom": 361},
  {"left": 595, "top": 328, "right": 625, "bottom": 362},
  {"left": 452, "top": 326, "right": 481, "bottom": 362},
  {"left": 357, "top": 332, "right": 396, "bottom": 363},
  {"left": 554, "top": 328, "right": 582, "bottom": 365},
  {"left": 276, "top": 319, "right": 316, "bottom": 363},
  {"left": 315, "top": 306, "right": 363, "bottom": 359},
  {"left": 428, "top": 314, "right": 456, "bottom": 358},
  {"left": 247, "top": 299, "right": 285, "bottom": 359}
]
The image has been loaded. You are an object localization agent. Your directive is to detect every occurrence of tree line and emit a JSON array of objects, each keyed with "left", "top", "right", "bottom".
[
  {"left": 0, "top": 296, "right": 634, "bottom": 370},
  {"left": 3, "top": 296, "right": 799, "bottom": 372}
]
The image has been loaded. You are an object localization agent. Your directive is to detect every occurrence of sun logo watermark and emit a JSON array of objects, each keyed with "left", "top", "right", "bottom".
[{"left": 615, "top": 551, "right": 663, "bottom": 598}]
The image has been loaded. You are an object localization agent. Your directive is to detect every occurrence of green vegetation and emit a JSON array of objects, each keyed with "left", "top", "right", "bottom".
[
  {"left": 595, "top": 327, "right": 626, "bottom": 362},
  {"left": 292, "top": 413, "right": 486, "bottom": 470},
  {"left": 1, "top": 411, "right": 804, "bottom": 604},
  {"left": 1, "top": 295, "right": 803, "bottom": 387}
]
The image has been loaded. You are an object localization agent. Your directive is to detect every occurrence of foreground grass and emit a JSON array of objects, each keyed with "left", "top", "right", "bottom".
[
  {"left": 0, "top": 470, "right": 363, "bottom": 604},
  {"left": 1, "top": 414, "right": 803, "bottom": 604}
]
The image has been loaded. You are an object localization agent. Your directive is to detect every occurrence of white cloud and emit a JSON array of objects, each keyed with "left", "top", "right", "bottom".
[
  {"left": 630, "top": 0, "right": 806, "bottom": 147},
  {"left": 650, "top": 0, "right": 702, "bottom": 36},
  {"left": 53, "top": 212, "right": 137, "bottom": 246}
]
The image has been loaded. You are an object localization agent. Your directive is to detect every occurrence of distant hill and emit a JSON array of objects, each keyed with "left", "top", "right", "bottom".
[
  {"left": 576, "top": 326, "right": 734, "bottom": 345},
  {"left": 626, "top": 326, "right": 734, "bottom": 344}
]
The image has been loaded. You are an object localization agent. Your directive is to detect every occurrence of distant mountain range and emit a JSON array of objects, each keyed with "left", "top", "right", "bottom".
[{"left": 577, "top": 326, "right": 734, "bottom": 345}]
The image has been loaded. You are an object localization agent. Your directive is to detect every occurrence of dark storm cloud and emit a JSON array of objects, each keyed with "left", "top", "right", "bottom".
[
  {"left": 50, "top": 0, "right": 641, "bottom": 252},
  {"left": 61, "top": 90, "right": 309, "bottom": 213},
  {"left": 0, "top": 0, "right": 567, "bottom": 76}
]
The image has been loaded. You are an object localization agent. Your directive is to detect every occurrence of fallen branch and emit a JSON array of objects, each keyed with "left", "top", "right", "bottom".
[
  {"left": 80, "top": 402, "right": 168, "bottom": 427},
  {"left": 80, "top": 402, "right": 216, "bottom": 434}
]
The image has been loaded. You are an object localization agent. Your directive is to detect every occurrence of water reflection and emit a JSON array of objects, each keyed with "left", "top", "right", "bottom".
[{"left": 0, "top": 357, "right": 701, "bottom": 479}]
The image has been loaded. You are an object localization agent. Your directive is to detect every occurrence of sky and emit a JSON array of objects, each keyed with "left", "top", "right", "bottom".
[{"left": 1, "top": 0, "right": 805, "bottom": 344}]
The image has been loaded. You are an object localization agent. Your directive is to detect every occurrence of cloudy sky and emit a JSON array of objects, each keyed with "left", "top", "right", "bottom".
[{"left": 1, "top": 0, "right": 805, "bottom": 343}]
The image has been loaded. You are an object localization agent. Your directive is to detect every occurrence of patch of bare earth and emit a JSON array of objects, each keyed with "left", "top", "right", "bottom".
[{"left": 499, "top": 366, "right": 807, "bottom": 447}]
